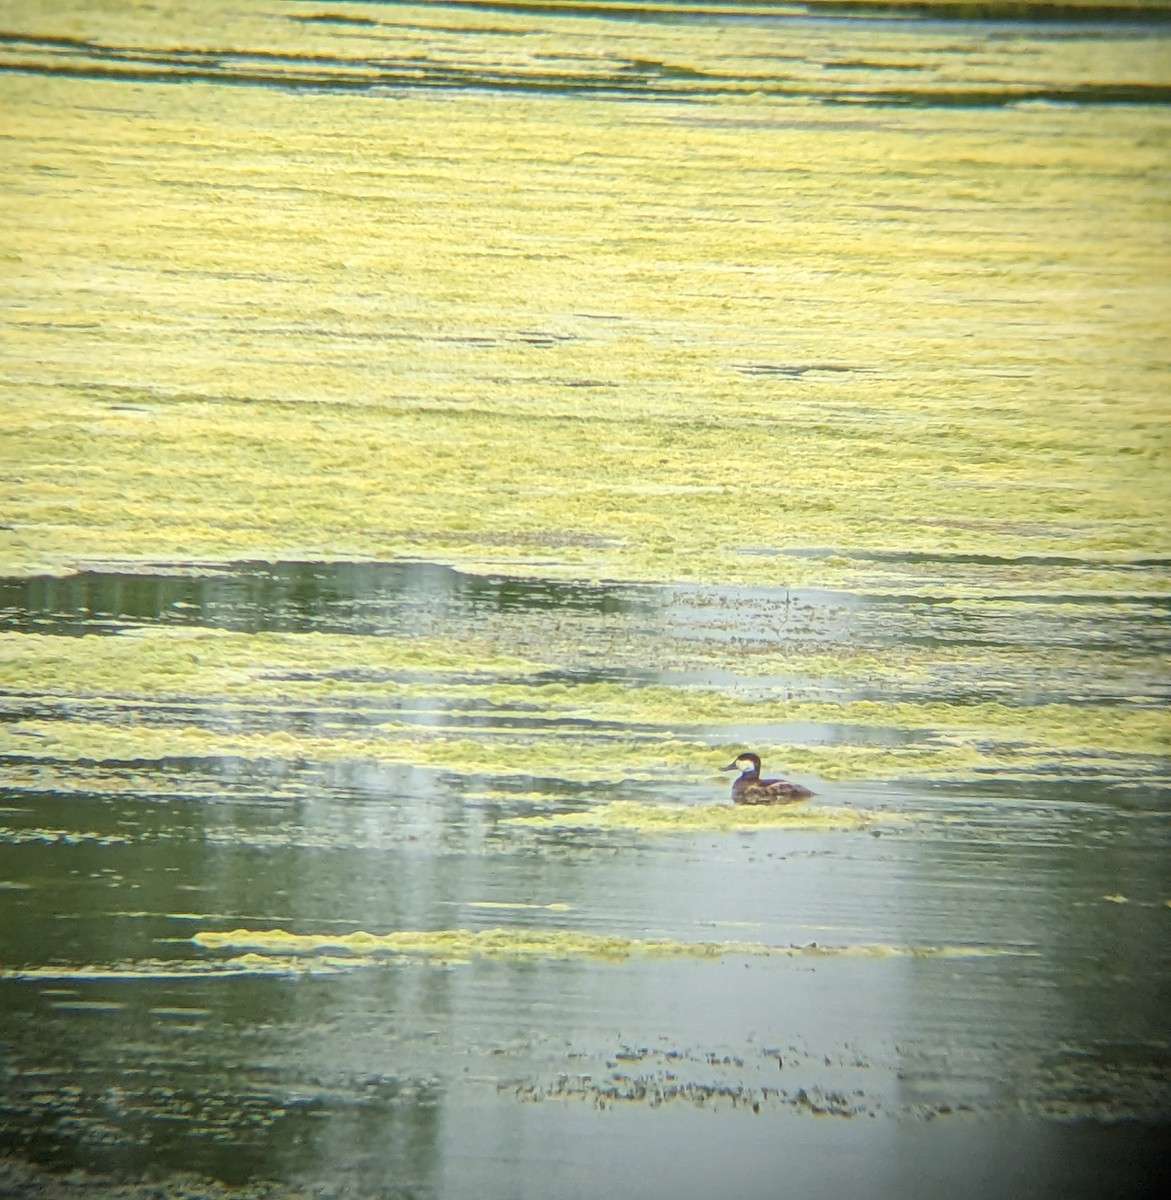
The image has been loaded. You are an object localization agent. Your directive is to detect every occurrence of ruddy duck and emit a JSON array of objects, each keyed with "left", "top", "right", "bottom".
[{"left": 721, "top": 752, "right": 813, "bottom": 805}]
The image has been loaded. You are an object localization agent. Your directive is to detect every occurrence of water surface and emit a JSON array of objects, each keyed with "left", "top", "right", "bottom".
[
  {"left": 2, "top": 559, "right": 1168, "bottom": 1198},
  {"left": 1, "top": 2, "right": 1169, "bottom": 1197}
]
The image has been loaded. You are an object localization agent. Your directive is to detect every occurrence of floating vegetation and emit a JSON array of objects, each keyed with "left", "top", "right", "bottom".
[
  {"left": 192, "top": 926, "right": 1030, "bottom": 965},
  {"left": 1, "top": 623, "right": 1165, "bottom": 788},
  {"left": 508, "top": 799, "right": 883, "bottom": 833},
  {"left": 5, "top": 707, "right": 1161, "bottom": 787},
  {"left": 505, "top": 1070, "right": 872, "bottom": 1118},
  {"left": 0, "top": 3, "right": 1167, "bottom": 587},
  {"left": 0, "top": 957, "right": 354, "bottom": 982},
  {"left": 0, "top": 628, "right": 545, "bottom": 698}
]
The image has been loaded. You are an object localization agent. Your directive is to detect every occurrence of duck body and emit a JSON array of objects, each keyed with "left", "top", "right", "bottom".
[{"left": 721, "top": 752, "right": 813, "bottom": 805}]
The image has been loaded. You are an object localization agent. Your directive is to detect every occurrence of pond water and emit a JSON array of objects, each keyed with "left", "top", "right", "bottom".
[
  {"left": 2, "top": 559, "right": 1169, "bottom": 1198},
  {"left": 1, "top": 1, "right": 1170, "bottom": 1197}
]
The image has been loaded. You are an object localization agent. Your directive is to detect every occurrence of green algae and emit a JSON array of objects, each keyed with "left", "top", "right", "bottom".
[
  {"left": 2, "top": 623, "right": 1164, "bottom": 786},
  {"left": 508, "top": 799, "right": 883, "bottom": 833},
  {"left": 0, "top": 627, "right": 946, "bottom": 706},
  {"left": 0, "top": 761, "right": 301, "bottom": 803},
  {"left": 0, "top": 629, "right": 544, "bottom": 699},
  {"left": 0, "top": 5, "right": 1165, "bottom": 811},
  {"left": 0, "top": 957, "right": 354, "bottom": 982},
  {"left": 3, "top": 707, "right": 1156, "bottom": 785},
  {"left": 5, "top": 627, "right": 1165, "bottom": 753},
  {"left": 0, "top": 928, "right": 1033, "bottom": 982},
  {"left": 191, "top": 926, "right": 1029, "bottom": 965},
  {"left": 0, "top": 3, "right": 1168, "bottom": 586}
]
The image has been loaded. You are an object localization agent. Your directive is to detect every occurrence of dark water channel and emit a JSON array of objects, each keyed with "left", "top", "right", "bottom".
[{"left": 1, "top": 560, "right": 1169, "bottom": 1199}]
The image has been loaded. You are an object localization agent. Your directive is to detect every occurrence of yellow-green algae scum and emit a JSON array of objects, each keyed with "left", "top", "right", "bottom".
[
  {"left": 187, "top": 926, "right": 1032, "bottom": 973},
  {"left": 1, "top": 623, "right": 1167, "bottom": 800},
  {"left": 1, "top": 1, "right": 1170, "bottom": 802},
  {"left": 1, "top": 0, "right": 1168, "bottom": 584}
]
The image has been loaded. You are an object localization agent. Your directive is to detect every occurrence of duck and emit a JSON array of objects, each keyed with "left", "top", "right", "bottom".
[{"left": 721, "top": 752, "right": 813, "bottom": 805}]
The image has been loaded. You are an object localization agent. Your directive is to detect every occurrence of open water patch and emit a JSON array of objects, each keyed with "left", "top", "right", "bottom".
[{"left": 1, "top": 550, "right": 1167, "bottom": 1196}]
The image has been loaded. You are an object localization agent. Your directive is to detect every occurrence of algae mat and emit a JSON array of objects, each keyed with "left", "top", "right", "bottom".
[
  {"left": 188, "top": 925, "right": 1031, "bottom": 964},
  {"left": 1, "top": 0, "right": 1169, "bottom": 588}
]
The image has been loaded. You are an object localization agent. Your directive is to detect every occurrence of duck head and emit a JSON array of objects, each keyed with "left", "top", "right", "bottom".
[{"left": 721, "top": 752, "right": 761, "bottom": 776}]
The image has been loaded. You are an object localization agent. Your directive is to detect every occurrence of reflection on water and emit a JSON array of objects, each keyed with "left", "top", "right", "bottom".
[
  {"left": 4, "top": 558, "right": 1168, "bottom": 707},
  {"left": 0, "top": 560, "right": 657, "bottom": 637},
  {"left": 2, "top": 558, "right": 1169, "bottom": 1198}
]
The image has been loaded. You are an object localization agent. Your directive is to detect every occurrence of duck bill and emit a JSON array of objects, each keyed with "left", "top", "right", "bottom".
[{"left": 720, "top": 760, "right": 740, "bottom": 772}]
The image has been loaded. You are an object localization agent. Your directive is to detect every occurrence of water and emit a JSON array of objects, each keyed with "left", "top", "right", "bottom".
[
  {"left": 1, "top": 560, "right": 1168, "bottom": 1198},
  {"left": 2, "top": 1, "right": 1170, "bottom": 1196}
]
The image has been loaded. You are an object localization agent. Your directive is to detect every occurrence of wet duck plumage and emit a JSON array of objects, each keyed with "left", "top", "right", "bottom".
[{"left": 721, "top": 752, "right": 813, "bottom": 805}]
